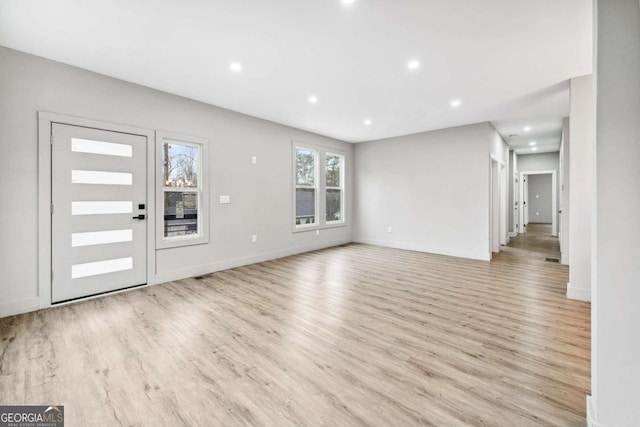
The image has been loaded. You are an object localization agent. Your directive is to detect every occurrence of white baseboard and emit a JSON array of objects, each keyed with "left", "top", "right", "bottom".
[
  {"left": 587, "top": 395, "right": 608, "bottom": 427},
  {"left": 353, "top": 238, "right": 491, "bottom": 261},
  {"left": 153, "top": 238, "right": 352, "bottom": 285},
  {"left": 0, "top": 297, "right": 41, "bottom": 319},
  {"left": 566, "top": 282, "right": 591, "bottom": 302},
  {"left": 0, "top": 239, "right": 352, "bottom": 319}
]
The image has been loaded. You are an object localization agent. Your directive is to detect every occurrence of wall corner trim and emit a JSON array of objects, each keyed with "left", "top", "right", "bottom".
[
  {"left": 587, "top": 396, "right": 608, "bottom": 427},
  {"left": 566, "top": 282, "right": 591, "bottom": 302}
]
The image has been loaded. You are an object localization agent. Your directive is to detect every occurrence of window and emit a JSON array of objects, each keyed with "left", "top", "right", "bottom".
[
  {"left": 295, "top": 147, "right": 318, "bottom": 227},
  {"left": 325, "top": 152, "right": 344, "bottom": 224},
  {"left": 293, "top": 142, "right": 347, "bottom": 231},
  {"left": 156, "top": 132, "right": 208, "bottom": 248}
]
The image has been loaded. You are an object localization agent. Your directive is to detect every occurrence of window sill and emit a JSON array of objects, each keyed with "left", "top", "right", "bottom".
[
  {"left": 156, "top": 236, "right": 209, "bottom": 250},
  {"left": 292, "top": 222, "right": 347, "bottom": 233}
]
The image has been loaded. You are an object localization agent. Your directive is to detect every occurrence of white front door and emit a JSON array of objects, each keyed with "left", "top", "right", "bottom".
[{"left": 51, "top": 123, "right": 147, "bottom": 303}]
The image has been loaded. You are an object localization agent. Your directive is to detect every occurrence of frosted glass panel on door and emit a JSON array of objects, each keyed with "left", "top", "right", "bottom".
[
  {"left": 71, "top": 229, "right": 133, "bottom": 247},
  {"left": 72, "top": 170, "right": 133, "bottom": 186},
  {"left": 71, "top": 138, "right": 132, "bottom": 157},
  {"left": 72, "top": 201, "right": 133, "bottom": 215},
  {"left": 71, "top": 257, "right": 133, "bottom": 279}
]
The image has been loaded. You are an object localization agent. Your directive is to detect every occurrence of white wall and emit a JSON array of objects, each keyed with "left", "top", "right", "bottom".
[
  {"left": 518, "top": 152, "right": 559, "bottom": 172},
  {"left": 353, "top": 123, "right": 492, "bottom": 261},
  {"left": 508, "top": 150, "right": 518, "bottom": 234},
  {"left": 568, "top": 75, "right": 594, "bottom": 302},
  {"left": 560, "top": 117, "right": 570, "bottom": 265},
  {"left": 527, "top": 174, "right": 553, "bottom": 223},
  {"left": 490, "top": 125, "right": 509, "bottom": 165},
  {"left": 591, "top": 0, "right": 640, "bottom": 425},
  {"left": 489, "top": 126, "right": 509, "bottom": 246},
  {"left": 0, "top": 47, "right": 353, "bottom": 317}
]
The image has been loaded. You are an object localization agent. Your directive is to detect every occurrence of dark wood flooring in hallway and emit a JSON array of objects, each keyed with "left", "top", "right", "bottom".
[{"left": 506, "top": 223, "right": 561, "bottom": 259}]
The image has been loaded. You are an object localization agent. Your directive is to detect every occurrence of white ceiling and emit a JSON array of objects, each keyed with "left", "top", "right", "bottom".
[
  {"left": 0, "top": 0, "right": 592, "bottom": 144},
  {"left": 492, "top": 116, "right": 565, "bottom": 155}
]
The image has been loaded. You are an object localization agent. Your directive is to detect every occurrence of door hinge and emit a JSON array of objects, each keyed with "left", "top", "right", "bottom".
[
  {"left": 50, "top": 134, "right": 54, "bottom": 145},
  {"left": 50, "top": 204, "right": 54, "bottom": 215},
  {"left": 51, "top": 270, "right": 54, "bottom": 282}
]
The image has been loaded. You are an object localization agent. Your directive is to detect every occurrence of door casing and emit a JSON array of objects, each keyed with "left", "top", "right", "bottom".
[{"left": 38, "top": 112, "right": 156, "bottom": 309}]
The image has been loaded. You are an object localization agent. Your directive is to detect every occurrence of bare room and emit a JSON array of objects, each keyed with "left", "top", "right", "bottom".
[{"left": 0, "top": 1, "right": 638, "bottom": 426}]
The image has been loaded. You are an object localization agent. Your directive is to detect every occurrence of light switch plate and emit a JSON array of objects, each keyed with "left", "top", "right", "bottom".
[{"left": 219, "top": 195, "right": 231, "bottom": 204}]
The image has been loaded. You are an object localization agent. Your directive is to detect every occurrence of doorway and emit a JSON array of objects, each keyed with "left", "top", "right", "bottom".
[
  {"left": 519, "top": 170, "right": 557, "bottom": 236},
  {"left": 50, "top": 123, "right": 148, "bottom": 303}
]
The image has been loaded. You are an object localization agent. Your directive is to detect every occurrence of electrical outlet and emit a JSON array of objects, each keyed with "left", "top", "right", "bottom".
[
  {"left": 316, "top": 229, "right": 320, "bottom": 236},
  {"left": 252, "top": 235, "right": 257, "bottom": 243},
  {"left": 387, "top": 226, "right": 392, "bottom": 233},
  {"left": 251, "top": 156, "right": 257, "bottom": 164},
  {"left": 219, "top": 195, "right": 230, "bottom": 204}
]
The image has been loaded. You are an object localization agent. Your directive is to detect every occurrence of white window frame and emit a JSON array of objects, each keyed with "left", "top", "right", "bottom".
[
  {"left": 156, "top": 131, "right": 209, "bottom": 249},
  {"left": 324, "top": 152, "right": 345, "bottom": 226},
  {"left": 292, "top": 141, "right": 347, "bottom": 232},
  {"left": 293, "top": 145, "right": 319, "bottom": 230}
]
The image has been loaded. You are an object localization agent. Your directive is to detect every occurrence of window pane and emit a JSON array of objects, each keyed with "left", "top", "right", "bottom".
[
  {"left": 326, "top": 154, "right": 342, "bottom": 187},
  {"left": 72, "top": 170, "right": 132, "bottom": 186},
  {"left": 326, "top": 189, "right": 342, "bottom": 222},
  {"left": 295, "top": 188, "right": 316, "bottom": 225},
  {"left": 72, "top": 257, "right": 133, "bottom": 279},
  {"left": 163, "top": 142, "right": 199, "bottom": 188},
  {"left": 164, "top": 191, "right": 199, "bottom": 237},
  {"left": 296, "top": 148, "right": 315, "bottom": 186},
  {"left": 72, "top": 138, "right": 132, "bottom": 157},
  {"left": 72, "top": 229, "right": 133, "bottom": 247},
  {"left": 72, "top": 201, "right": 132, "bottom": 215}
]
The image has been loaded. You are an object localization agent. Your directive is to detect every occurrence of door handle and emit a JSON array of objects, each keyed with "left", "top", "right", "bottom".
[{"left": 133, "top": 214, "right": 146, "bottom": 220}]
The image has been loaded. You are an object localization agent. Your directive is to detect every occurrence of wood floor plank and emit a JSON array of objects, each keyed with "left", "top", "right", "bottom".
[{"left": 0, "top": 232, "right": 590, "bottom": 426}]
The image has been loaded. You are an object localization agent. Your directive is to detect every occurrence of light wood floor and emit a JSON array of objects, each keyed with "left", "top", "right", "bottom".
[{"left": 0, "top": 242, "right": 589, "bottom": 426}]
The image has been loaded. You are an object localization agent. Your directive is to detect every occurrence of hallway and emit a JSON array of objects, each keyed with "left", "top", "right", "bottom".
[{"left": 506, "top": 223, "right": 561, "bottom": 259}]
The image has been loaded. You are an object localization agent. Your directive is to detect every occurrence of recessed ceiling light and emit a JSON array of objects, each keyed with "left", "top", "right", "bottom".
[
  {"left": 450, "top": 99, "right": 461, "bottom": 108},
  {"left": 229, "top": 62, "right": 243, "bottom": 73},
  {"left": 364, "top": 119, "right": 372, "bottom": 126},
  {"left": 341, "top": 0, "right": 355, "bottom": 4},
  {"left": 407, "top": 60, "right": 420, "bottom": 70},
  {"left": 523, "top": 126, "right": 532, "bottom": 132},
  {"left": 529, "top": 141, "right": 536, "bottom": 146},
  {"left": 531, "top": 147, "right": 538, "bottom": 151},
  {"left": 308, "top": 95, "right": 318, "bottom": 104}
]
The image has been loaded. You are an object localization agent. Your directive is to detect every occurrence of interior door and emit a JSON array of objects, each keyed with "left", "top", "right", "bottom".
[{"left": 51, "top": 123, "right": 147, "bottom": 303}]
